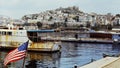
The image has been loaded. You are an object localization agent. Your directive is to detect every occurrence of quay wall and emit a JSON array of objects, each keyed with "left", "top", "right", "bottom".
[
  {"left": 80, "top": 57, "right": 120, "bottom": 68},
  {"left": 102, "top": 57, "right": 120, "bottom": 68}
]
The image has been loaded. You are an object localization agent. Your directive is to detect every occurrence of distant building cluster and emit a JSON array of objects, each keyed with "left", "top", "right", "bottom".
[
  {"left": 0, "top": 15, "right": 11, "bottom": 26},
  {"left": 0, "top": 6, "right": 120, "bottom": 29},
  {"left": 22, "top": 6, "right": 120, "bottom": 28},
  {"left": 0, "top": 15, "right": 24, "bottom": 27}
]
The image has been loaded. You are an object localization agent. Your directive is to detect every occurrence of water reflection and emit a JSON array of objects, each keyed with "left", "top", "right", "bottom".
[
  {"left": 1, "top": 42, "right": 120, "bottom": 68},
  {"left": 26, "top": 60, "right": 37, "bottom": 68},
  {"left": 0, "top": 51, "right": 61, "bottom": 68},
  {"left": 112, "top": 44, "right": 120, "bottom": 51},
  {"left": 25, "top": 52, "right": 61, "bottom": 68}
]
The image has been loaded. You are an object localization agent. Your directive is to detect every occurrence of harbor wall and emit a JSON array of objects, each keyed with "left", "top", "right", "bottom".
[
  {"left": 102, "top": 57, "right": 120, "bottom": 68},
  {"left": 80, "top": 57, "right": 120, "bottom": 68}
]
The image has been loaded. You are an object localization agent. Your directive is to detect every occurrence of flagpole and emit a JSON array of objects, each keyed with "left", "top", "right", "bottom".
[
  {"left": 22, "top": 57, "right": 26, "bottom": 68},
  {"left": 22, "top": 50, "right": 28, "bottom": 68},
  {"left": 22, "top": 51, "right": 27, "bottom": 68},
  {"left": 22, "top": 40, "right": 29, "bottom": 68}
]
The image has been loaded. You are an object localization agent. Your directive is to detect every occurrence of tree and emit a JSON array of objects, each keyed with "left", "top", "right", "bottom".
[
  {"left": 50, "top": 23, "right": 57, "bottom": 29},
  {"left": 63, "top": 22, "right": 67, "bottom": 27},
  {"left": 75, "top": 16, "right": 79, "bottom": 22},
  {"left": 116, "top": 14, "right": 120, "bottom": 17},
  {"left": 48, "top": 16, "right": 53, "bottom": 21},
  {"left": 64, "top": 18, "right": 68, "bottom": 22},
  {"left": 73, "top": 16, "right": 79, "bottom": 22},
  {"left": 37, "top": 22, "right": 43, "bottom": 29},
  {"left": 107, "top": 24, "right": 112, "bottom": 30}
]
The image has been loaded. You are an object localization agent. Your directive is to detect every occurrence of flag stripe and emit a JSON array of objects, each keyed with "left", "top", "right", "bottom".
[
  {"left": 5, "top": 49, "right": 17, "bottom": 59},
  {"left": 4, "top": 55, "right": 26, "bottom": 66},
  {"left": 4, "top": 54, "right": 26, "bottom": 65},
  {"left": 6, "top": 52, "right": 26, "bottom": 61},
  {"left": 6, "top": 50, "right": 26, "bottom": 58}
]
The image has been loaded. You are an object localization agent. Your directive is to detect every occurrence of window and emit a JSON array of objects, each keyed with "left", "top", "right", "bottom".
[
  {"left": 7, "top": 32, "right": 12, "bottom": 35},
  {"left": 2, "top": 32, "right": 6, "bottom": 35}
]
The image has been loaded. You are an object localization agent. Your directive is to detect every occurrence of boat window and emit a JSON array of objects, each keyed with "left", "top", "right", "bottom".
[
  {"left": 5, "top": 32, "right": 6, "bottom": 35},
  {"left": 30, "top": 33, "right": 33, "bottom": 36},
  {"left": 2, "top": 32, "right": 6, "bottom": 35},
  {"left": 7, "top": 32, "right": 12, "bottom": 35},
  {"left": 2, "top": 32, "right": 4, "bottom": 35}
]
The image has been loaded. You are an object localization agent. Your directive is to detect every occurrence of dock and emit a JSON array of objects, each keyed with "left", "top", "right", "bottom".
[
  {"left": 79, "top": 57, "right": 120, "bottom": 68},
  {"left": 41, "top": 37, "right": 115, "bottom": 44}
]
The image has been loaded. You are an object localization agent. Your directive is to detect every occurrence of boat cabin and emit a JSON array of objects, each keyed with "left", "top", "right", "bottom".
[{"left": 27, "top": 30, "right": 55, "bottom": 42}]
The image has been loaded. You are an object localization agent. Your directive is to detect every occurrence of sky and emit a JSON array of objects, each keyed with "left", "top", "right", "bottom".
[{"left": 0, "top": 0, "right": 120, "bottom": 19}]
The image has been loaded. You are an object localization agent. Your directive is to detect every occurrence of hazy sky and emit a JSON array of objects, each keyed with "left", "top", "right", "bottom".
[{"left": 0, "top": 0, "right": 120, "bottom": 19}]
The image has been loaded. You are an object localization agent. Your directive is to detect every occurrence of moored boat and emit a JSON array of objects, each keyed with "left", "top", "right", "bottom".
[
  {"left": 89, "top": 30, "right": 120, "bottom": 43},
  {"left": 0, "top": 24, "right": 61, "bottom": 52}
]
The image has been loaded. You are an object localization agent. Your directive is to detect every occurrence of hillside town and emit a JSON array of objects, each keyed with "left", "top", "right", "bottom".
[
  {"left": 1, "top": 6, "right": 120, "bottom": 68},
  {"left": 0, "top": 6, "right": 120, "bottom": 30},
  {"left": 21, "top": 6, "right": 120, "bottom": 29}
]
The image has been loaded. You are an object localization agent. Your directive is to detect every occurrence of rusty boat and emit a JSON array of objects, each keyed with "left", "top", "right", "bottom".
[{"left": 0, "top": 24, "right": 61, "bottom": 52}]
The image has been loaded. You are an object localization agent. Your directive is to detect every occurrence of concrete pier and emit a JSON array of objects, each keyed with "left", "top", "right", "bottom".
[{"left": 79, "top": 57, "right": 120, "bottom": 68}]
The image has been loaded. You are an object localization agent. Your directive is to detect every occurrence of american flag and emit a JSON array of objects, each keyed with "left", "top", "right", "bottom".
[{"left": 4, "top": 41, "right": 29, "bottom": 66}]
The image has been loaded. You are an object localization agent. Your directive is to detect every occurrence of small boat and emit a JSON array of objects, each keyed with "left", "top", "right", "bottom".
[{"left": 0, "top": 24, "right": 61, "bottom": 52}]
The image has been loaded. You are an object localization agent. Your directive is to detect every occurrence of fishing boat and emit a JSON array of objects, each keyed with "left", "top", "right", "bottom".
[{"left": 0, "top": 24, "right": 61, "bottom": 52}]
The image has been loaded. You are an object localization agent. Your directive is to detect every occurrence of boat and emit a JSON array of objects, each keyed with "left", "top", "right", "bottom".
[
  {"left": 0, "top": 24, "right": 61, "bottom": 52},
  {"left": 89, "top": 30, "right": 120, "bottom": 43}
]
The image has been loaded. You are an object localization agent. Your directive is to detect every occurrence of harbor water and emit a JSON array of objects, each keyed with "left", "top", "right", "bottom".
[{"left": 0, "top": 42, "right": 120, "bottom": 68}]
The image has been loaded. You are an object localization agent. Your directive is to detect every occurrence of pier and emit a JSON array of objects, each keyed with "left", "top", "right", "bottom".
[
  {"left": 41, "top": 37, "right": 115, "bottom": 44},
  {"left": 79, "top": 57, "right": 120, "bottom": 68}
]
